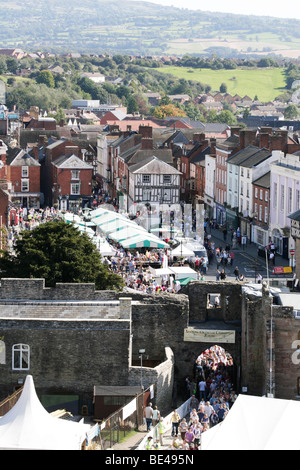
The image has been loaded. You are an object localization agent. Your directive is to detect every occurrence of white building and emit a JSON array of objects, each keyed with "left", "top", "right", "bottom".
[
  {"left": 269, "top": 151, "right": 300, "bottom": 257},
  {"left": 80, "top": 72, "right": 105, "bottom": 84},
  {"left": 227, "top": 145, "right": 277, "bottom": 238},
  {"left": 204, "top": 153, "right": 216, "bottom": 219},
  {"left": 128, "top": 156, "right": 181, "bottom": 210}
]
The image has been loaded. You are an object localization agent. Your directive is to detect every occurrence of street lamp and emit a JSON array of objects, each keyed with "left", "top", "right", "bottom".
[{"left": 139, "top": 349, "right": 145, "bottom": 391}]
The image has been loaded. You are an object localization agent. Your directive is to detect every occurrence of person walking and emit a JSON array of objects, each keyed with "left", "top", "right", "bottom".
[
  {"left": 185, "top": 427, "right": 195, "bottom": 446},
  {"left": 171, "top": 409, "right": 180, "bottom": 437},
  {"left": 144, "top": 402, "right": 153, "bottom": 432},
  {"left": 233, "top": 266, "right": 240, "bottom": 280},
  {"left": 152, "top": 405, "right": 161, "bottom": 438},
  {"left": 189, "top": 394, "right": 199, "bottom": 413},
  {"left": 199, "top": 379, "right": 207, "bottom": 400},
  {"left": 179, "top": 417, "right": 188, "bottom": 441},
  {"left": 152, "top": 405, "right": 160, "bottom": 428},
  {"left": 157, "top": 418, "right": 165, "bottom": 446},
  {"left": 145, "top": 436, "right": 153, "bottom": 450}
]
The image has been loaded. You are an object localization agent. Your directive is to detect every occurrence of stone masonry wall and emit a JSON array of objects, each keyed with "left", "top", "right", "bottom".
[
  {"left": 181, "top": 280, "right": 243, "bottom": 323},
  {"left": 128, "top": 347, "right": 174, "bottom": 415},
  {"left": 0, "top": 279, "right": 117, "bottom": 301},
  {"left": 0, "top": 318, "right": 131, "bottom": 402}
]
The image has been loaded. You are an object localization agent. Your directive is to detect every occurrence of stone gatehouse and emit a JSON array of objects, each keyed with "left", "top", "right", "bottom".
[{"left": 0, "top": 278, "right": 299, "bottom": 415}]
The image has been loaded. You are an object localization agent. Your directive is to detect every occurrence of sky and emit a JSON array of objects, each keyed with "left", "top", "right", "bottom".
[{"left": 136, "top": 0, "right": 300, "bottom": 20}]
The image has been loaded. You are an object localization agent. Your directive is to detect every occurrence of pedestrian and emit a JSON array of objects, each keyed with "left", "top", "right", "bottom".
[
  {"left": 145, "top": 436, "right": 153, "bottom": 450},
  {"left": 198, "top": 379, "right": 207, "bottom": 400},
  {"left": 220, "top": 269, "right": 226, "bottom": 280},
  {"left": 157, "top": 417, "right": 165, "bottom": 446},
  {"left": 217, "top": 404, "right": 226, "bottom": 422},
  {"left": 189, "top": 394, "right": 199, "bottom": 413},
  {"left": 233, "top": 266, "right": 240, "bottom": 280},
  {"left": 152, "top": 439, "right": 160, "bottom": 450},
  {"left": 144, "top": 402, "right": 153, "bottom": 432},
  {"left": 179, "top": 417, "right": 188, "bottom": 441},
  {"left": 216, "top": 269, "right": 220, "bottom": 281},
  {"left": 269, "top": 251, "right": 275, "bottom": 266},
  {"left": 171, "top": 409, "right": 180, "bottom": 437},
  {"left": 210, "top": 409, "right": 219, "bottom": 427},
  {"left": 152, "top": 405, "right": 160, "bottom": 429},
  {"left": 201, "top": 413, "right": 210, "bottom": 428},
  {"left": 185, "top": 427, "right": 195, "bottom": 446},
  {"left": 170, "top": 436, "right": 181, "bottom": 450},
  {"left": 193, "top": 423, "right": 202, "bottom": 447}
]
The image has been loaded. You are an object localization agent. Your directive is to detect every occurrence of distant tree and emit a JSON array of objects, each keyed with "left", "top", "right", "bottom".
[
  {"left": 36, "top": 70, "right": 55, "bottom": 88},
  {"left": 0, "top": 221, "right": 124, "bottom": 291},
  {"left": 284, "top": 104, "right": 299, "bottom": 119},
  {"left": 126, "top": 95, "right": 139, "bottom": 114},
  {"left": 153, "top": 103, "right": 187, "bottom": 119},
  {"left": 220, "top": 82, "right": 227, "bottom": 93},
  {"left": 215, "top": 110, "right": 237, "bottom": 125}
]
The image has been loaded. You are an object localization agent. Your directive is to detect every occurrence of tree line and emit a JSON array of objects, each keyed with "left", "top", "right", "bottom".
[{"left": 1, "top": 52, "right": 300, "bottom": 123}]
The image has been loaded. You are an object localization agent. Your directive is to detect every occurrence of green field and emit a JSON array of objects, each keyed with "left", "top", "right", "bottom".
[{"left": 158, "top": 66, "right": 287, "bottom": 102}]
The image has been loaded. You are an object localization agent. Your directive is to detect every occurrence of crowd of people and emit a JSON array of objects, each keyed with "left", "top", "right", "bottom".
[
  {"left": 168, "top": 345, "right": 236, "bottom": 450},
  {"left": 7, "top": 206, "right": 61, "bottom": 249},
  {"left": 103, "top": 248, "right": 183, "bottom": 294},
  {"left": 144, "top": 345, "right": 237, "bottom": 450}
]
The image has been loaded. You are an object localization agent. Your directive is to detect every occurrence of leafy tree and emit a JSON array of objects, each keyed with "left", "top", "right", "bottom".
[
  {"left": 215, "top": 110, "right": 237, "bottom": 125},
  {"left": 153, "top": 103, "right": 187, "bottom": 119},
  {"left": 36, "top": 70, "right": 55, "bottom": 88},
  {"left": 126, "top": 95, "right": 139, "bottom": 114},
  {"left": 284, "top": 104, "right": 299, "bottom": 119},
  {"left": 220, "top": 82, "right": 227, "bottom": 93},
  {"left": 0, "top": 221, "right": 124, "bottom": 291}
]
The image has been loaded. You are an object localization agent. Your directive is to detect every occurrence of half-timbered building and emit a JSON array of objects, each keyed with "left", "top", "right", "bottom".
[{"left": 127, "top": 156, "right": 181, "bottom": 210}]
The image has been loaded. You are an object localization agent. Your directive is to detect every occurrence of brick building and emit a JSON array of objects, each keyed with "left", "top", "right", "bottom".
[
  {"left": 252, "top": 172, "right": 270, "bottom": 247},
  {"left": 40, "top": 138, "right": 93, "bottom": 208},
  {"left": 5, "top": 147, "right": 41, "bottom": 209}
]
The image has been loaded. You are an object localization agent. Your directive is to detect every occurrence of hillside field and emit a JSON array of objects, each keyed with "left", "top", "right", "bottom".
[{"left": 158, "top": 66, "right": 287, "bottom": 102}]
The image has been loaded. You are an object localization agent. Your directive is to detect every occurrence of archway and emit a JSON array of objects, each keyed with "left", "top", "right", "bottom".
[{"left": 189, "top": 345, "right": 237, "bottom": 407}]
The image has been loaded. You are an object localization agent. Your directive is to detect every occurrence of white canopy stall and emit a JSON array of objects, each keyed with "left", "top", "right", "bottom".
[
  {"left": 0, "top": 375, "right": 91, "bottom": 450},
  {"left": 201, "top": 394, "right": 300, "bottom": 450}
]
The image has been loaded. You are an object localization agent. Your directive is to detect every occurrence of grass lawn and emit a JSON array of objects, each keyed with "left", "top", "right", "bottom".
[{"left": 158, "top": 66, "right": 287, "bottom": 102}]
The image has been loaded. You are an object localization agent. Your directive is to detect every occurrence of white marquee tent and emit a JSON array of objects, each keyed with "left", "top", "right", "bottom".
[
  {"left": 0, "top": 375, "right": 91, "bottom": 450},
  {"left": 201, "top": 394, "right": 300, "bottom": 450}
]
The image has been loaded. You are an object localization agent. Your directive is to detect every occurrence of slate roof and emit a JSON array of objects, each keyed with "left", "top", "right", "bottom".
[
  {"left": 227, "top": 145, "right": 262, "bottom": 165},
  {"left": 252, "top": 171, "right": 270, "bottom": 189},
  {"left": 288, "top": 209, "right": 300, "bottom": 222},
  {"left": 190, "top": 145, "right": 212, "bottom": 164},
  {"left": 129, "top": 155, "right": 181, "bottom": 174},
  {"left": 240, "top": 148, "right": 271, "bottom": 168},
  {"left": 52, "top": 153, "right": 92, "bottom": 169},
  {"left": 125, "top": 148, "right": 173, "bottom": 166},
  {"left": 6, "top": 147, "right": 40, "bottom": 166}
]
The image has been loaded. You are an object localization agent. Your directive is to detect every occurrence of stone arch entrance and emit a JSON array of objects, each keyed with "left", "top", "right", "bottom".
[{"left": 187, "top": 345, "right": 237, "bottom": 404}]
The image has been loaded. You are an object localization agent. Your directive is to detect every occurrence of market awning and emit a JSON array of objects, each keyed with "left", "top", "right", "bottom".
[
  {"left": 171, "top": 244, "right": 195, "bottom": 257},
  {"left": 178, "top": 276, "right": 195, "bottom": 285},
  {"left": 73, "top": 224, "right": 95, "bottom": 236},
  {"left": 120, "top": 235, "right": 169, "bottom": 249},
  {"left": 108, "top": 226, "right": 147, "bottom": 242}
]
